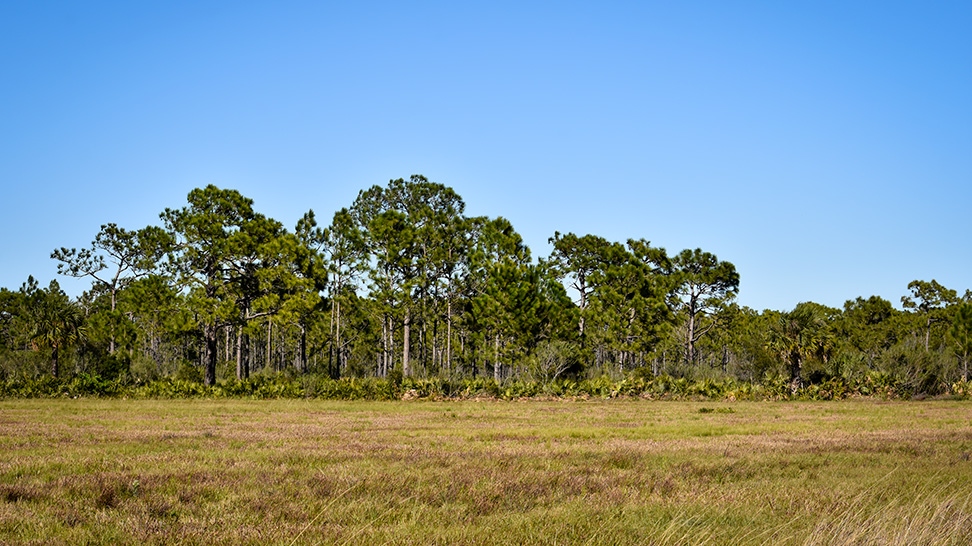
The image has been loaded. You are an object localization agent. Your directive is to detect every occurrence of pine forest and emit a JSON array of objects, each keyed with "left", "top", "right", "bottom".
[{"left": 2, "top": 176, "right": 971, "bottom": 400}]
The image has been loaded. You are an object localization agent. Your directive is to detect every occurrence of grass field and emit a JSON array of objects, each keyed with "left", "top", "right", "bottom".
[{"left": 1, "top": 398, "right": 971, "bottom": 545}]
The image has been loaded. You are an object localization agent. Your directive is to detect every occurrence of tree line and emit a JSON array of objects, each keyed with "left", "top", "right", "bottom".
[{"left": 2, "top": 176, "right": 971, "bottom": 396}]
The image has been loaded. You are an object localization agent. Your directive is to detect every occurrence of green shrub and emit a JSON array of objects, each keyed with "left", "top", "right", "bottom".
[{"left": 173, "top": 361, "right": 203, "bottom": 384}]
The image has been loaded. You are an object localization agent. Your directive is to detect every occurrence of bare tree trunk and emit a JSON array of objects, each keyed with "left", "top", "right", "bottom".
[
  {"left": 329, "top": 295, "right": 336, "bottom": 374},
  {"left": 51, "top": 346, "right": 59, "bottom": 379},
  {"left": 420, "top": 314, "right": 427, "bottom": 374},
  {"left": 494, "top": 333, "right": 500, "bottom": 382},
  {"left": 335, "top": 299, "right": 341, "bottom": 377},
  {"left": 109, "top": 298, "right": 116, "bottom": 355},
  {"left": 152, "top": 330, "right": 161, "bottom": 374},
  {"left": 299, "top": 323, "right": 307, "bottom": 374},
  {"left": 925, "top": 315, "right": 931, "bottom": 352},
  {"left": 242, "top": 332, "right": 250, "bottom": 379},
  {"left": 578, "top": 274, "right": 587, "bottom": 339},
  {"left": 403, "top": 309, "right": 411, "bottom": 377},
  {"left": 432, "top": 317, "right": 438, "bottom": 376},
  {"left": 389, "top": 315, "right": 396, "bottom": 376},
  {"left": 686, "top": 311, "right": 696, "bottom": 368},
  {"left": 236, "top": 327, "right": 244, "bottom": 380},
  {"left": 266, "top": 317, "right": 272, "bottom": 373},
  {"left": 379, "top": 316, "right": 387, "bottom": 377},
  {"left": 278, "top": 327, "right": 285, "bottom": 372},
  {"left": 446, "top": 300, "right": 453, "bottom": 374},
  {"left": 204, "top": 323, "right": 218, "bottom": 386}
]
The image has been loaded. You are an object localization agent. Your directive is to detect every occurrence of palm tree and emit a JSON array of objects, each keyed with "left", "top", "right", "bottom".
[
  {"left": 770, "top": 302, "right": 826, "bottom": 393},
  {"left": 29, "top": 288, "right": 86, "bottom": 378}
]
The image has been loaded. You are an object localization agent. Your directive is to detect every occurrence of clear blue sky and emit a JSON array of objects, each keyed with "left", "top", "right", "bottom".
[{"left": 2, "top": 1, "right": 969, "bottom": 312}]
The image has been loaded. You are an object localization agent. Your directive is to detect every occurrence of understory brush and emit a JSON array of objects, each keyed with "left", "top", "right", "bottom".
[{"left": 2, "top": 371, "right": 970, "bottom": 401}]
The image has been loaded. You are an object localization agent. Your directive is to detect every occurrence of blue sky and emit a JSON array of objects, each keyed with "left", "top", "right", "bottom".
[{"left": 1, "top": 1, "right": 969, "bottom": 311}]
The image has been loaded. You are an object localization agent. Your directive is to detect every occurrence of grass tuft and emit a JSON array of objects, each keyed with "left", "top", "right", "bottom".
[{"left": 802, "top": 479, "right": 972, "bottom": 545}]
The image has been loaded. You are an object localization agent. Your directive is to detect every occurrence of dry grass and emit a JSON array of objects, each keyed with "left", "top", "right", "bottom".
[{"left": 0, "top": 399, "right": 970, "bottom": 544}]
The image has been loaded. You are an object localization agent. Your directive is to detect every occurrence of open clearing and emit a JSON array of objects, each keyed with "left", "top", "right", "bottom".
[{"left": 1, "top": 399, "right": 971, "bottom": 545}]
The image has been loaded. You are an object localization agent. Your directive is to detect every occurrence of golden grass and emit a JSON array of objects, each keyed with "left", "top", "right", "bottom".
[{"left": 0, "top": 399, "right": 970, "bottom": 544}]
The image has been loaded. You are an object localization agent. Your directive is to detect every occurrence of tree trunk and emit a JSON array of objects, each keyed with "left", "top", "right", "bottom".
[
  {"left": 924, "top": 315, "right": 931, "bottom": 352},
  {"left": 335, "top": 299, "right": 342, "bottom": 377},
  {"left": 109, "top": 304, "right": 116, "bottom": 355},
  {"left": 242, "top": 332, "right": 250, "bottom": 379},
  {"left": 204, "top": 323, "right": 218, "bottom": 386},
  {"left": 329, "top": 294, "right": 336, "bottom": 374},
  {"left": 299, "top": 323, "right": 307, "bottom": 374},
  {"left": 51, "top": 345, "right": 59, "bottom": 378},
  {"left": 389, "top": 315, "right": 396, "bottom": 376},
  {"left": 577, "top": 274, "right": 587, "bottom": 339},
  {"left": 446, "top": 300, "right": 453, "bottom": 374},
  {"left": 379, "top": 316, "right": 387, "bottom": 377},
  {"left": 266, "top": 317, "right": 272, "bottom": 372},
  {"left": 421, "top": 314, "right": 427, "bottom": 374},
  {"left": 278, "top": 328, "right": 285, "bottom": 372},
  {"left": 789, "top": 351, "right": 803, "bottom": 393},
  {"left": 432, "top": 316, "right": 438, "bottom": 376},
  {"left": 236, "top": 327, "right": 244, "bottom": 380},
  {"left": 494, "top": 333, "right": 500, "bottom": 382},
  {"left": 402, "top": 309, "right": 411, "bottom": 377},
  {"left": 224, "top": 327, "right": 230, "bottom": 368},
  {"left": 686, "top": 310, "right": 696, "bottom": 368},
  {"left": 152, "top": 330, "right": 161, "bottom": 374}
]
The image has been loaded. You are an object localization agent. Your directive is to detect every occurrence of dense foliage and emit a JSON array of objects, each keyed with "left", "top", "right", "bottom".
[{"left": 1, "top": 177, "right": 970, "bottom": 398}]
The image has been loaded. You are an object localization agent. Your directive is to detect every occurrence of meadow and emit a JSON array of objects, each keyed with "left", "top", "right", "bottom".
[{"left": 1, "top": 398, "right": 970, "bottom": 545}]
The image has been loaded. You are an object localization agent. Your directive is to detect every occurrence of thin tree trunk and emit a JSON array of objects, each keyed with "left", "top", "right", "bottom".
[
  {"left": 686, "top": 311, "right": 696, "bottom": 368},
  {"left": 379, "top": 316, "right": 386, "bottom": 377},
  {"left": 403, "top": 308, "right": 411, "bottom": 377},
  {"left": 389, "top": 315, "right": 396, "bottom": 376},
  {"left": 385, "top": 315, "right": 391, "bottom": 377},
  {"left": 242, "top": 332, "right": 250, "bottom": 379},
  {"left": 236, "top": 327, "right": 244, "bottom": 380},
  {"left": 494, "top": 333, "right": 500, "bottom": 382},
  {"left": 335, "top": 299, "right": 341, "bottom": 377},
  {"left": 925, "top": 315, "right": 931, "bottom": 352},
  {"left": 578, "top": 274, "right": 587, "bottom": 339},
  {"left": 51, "top": 346, "right": 59, "bottom": 378},
  {"left": 152, "top": 330, "right": 161, "bottom": 373},
  {"left": 299, "top": 323, "right": 307, "bottom": 374},
  {"left": 204, "top": 323, "right": 218, "bottom": 386},
  {"left": 329, "top": 294, "right": 336, "bottom": 374},
  {"left": 278, "top": 326, "right": 285, "bottom": 372},
  {"left": 225, "top": 327, "right": 231, "bottom": 369},
  {"left": 446, "top": 300, "right": 453, "bottom": 374},
  {"left": 109, "top": 289, "right": 116, "bottom": 355},
  {"left": 421, "top": 314, "right": 427, "bottom": 374},
  {"left": 266, "top": 317, "right": 272, "bottom": 372},
  {"left": 432, "top": 317, "right": 438, "bottom": 376}
]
